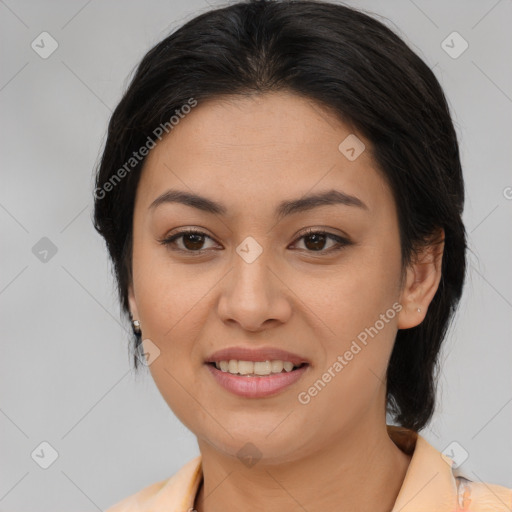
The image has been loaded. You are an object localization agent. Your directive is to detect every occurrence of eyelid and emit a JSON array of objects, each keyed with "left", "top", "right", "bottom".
[{"left": 293, "top": 226, "right": 351, "bottom": 242}]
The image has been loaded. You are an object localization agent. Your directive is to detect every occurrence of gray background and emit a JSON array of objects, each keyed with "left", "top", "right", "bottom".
[{"left": 1, "top": 0, "right": 511, "bottom": 509}]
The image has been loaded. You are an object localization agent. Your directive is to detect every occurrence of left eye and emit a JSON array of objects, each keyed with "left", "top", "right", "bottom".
[
  {"left": 292, "top": 229, "right": 351, "bottom": 253},
  {"left": 159, "top": 229, "right": 351, "bottom": 254}
]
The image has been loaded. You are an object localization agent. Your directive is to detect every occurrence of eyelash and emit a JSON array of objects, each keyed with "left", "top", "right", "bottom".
[{"left": 158, "top": 227, "right": 352, "bottom": 256}]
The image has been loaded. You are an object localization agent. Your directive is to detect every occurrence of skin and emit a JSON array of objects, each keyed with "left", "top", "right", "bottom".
[{"left": 127, "top": 91, "right": 444, "bottom": 512}]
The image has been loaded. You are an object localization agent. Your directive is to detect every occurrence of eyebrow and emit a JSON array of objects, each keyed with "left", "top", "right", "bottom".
[{"left": 148, "top": 188, "right": 368, "bottom": 219}]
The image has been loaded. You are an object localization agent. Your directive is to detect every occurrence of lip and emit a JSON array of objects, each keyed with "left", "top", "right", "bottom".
[
  {"left": 205, "top": 346, "right": 310, "bottom": 366},
  {"left": 206, "top": 363, "right": 309, "bottom": 398}
]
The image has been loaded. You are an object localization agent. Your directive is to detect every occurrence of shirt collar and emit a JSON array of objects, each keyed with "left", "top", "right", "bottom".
[
  {"left": 387, "top": 425, "right": 459, "bottom": 511},
  {"left": 143, "top": 425, "right": 462, "bottom": 512}
]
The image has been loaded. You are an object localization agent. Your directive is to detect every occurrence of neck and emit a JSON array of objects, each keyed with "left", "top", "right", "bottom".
[{"left": 194, "top": 420, "right": 412, "bottom": 512}]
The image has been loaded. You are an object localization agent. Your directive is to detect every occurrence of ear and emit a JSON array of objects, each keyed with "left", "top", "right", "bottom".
[
  {"left": 128, "top": 282, "right": 139, "bottom": 321},
  {"left": 397, "top": 228, "right": 445, "bottom": 329}
]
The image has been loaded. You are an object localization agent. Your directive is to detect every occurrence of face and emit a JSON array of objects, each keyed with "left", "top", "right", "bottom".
[{"left": 128, "top": 91, "right": 426, "bottom": 464}]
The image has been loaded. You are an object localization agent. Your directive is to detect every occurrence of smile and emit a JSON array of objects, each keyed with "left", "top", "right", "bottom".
[
  {"left": 206, "top": 361, "right": 309, "bottom": 398},
  {"left": 210, "top": 359, "right": 304, "bottom": 376}
]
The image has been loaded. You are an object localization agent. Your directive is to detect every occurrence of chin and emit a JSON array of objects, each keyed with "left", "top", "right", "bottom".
[{"left": 197, "top": 420, "right": 315, "bottom": 467}]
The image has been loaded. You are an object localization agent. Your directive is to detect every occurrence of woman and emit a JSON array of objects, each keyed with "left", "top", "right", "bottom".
[{"left": 93, "top": 1, "right": 512, "bottom": 510}]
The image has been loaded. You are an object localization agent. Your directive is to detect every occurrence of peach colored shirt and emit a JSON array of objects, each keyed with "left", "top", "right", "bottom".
[{"left": 106, "top": 426, "right": 512, "bottom": 511}]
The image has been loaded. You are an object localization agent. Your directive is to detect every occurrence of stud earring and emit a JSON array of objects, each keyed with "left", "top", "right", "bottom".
[
  {"left": 417, "top": 308, "right": 421, "bottom": 313},
  {"left": 132, "top": 319, "right": 141, "bottom": 334}
]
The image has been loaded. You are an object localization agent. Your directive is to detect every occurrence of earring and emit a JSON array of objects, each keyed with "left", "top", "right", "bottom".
[
  {"left": 132, "top": 319, "right": 141, "bottom": 334},
  {"left": 417, "top": 308, "right": 421, "bottom": 313}
]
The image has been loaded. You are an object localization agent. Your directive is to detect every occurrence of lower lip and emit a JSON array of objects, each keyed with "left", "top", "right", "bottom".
[{"left": 206, "top": 363, "right": 309, "bottom": 398}]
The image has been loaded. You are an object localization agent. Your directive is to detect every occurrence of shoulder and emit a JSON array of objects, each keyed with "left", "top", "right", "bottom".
[
  {"left": 105, "top": 477, "right": 171, "bottom": 512},
  {"left": 388, "top": 426, "right": 512, "bottom": 512},
  {"left": 105, "top": 455, "right": 202, "bottom": 512},
  {"left": 455, "top": 475, "right": 512, "bottom": 511}
]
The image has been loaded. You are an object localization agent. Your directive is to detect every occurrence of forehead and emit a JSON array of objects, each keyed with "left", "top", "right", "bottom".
[{"left": 135, "top": 92, "right": 394, "bottom": 220}]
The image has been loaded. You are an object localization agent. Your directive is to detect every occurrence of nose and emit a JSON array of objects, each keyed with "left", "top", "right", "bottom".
[{"left": 216, "top": 248, "right": 292, "bottom": 333}]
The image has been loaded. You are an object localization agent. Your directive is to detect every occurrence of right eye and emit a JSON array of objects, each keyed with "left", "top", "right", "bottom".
[{"left": 159, "top": 229, "right": 218, "bottom": 253}]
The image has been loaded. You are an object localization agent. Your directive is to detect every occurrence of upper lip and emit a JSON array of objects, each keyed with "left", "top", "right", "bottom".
[{"left": 205, "top": 347, "right": 310, "bottom": 367}]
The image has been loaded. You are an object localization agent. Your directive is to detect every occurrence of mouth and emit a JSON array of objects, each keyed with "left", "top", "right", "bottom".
[
  {"left": 205, "top": 351, "right": 310, "bottom": 399},
  {"left": 204, "top": 347, "right": 310, "bottom": 398},
  {"left": 206, "top": 360, "right": 308, "bottom": 376}
]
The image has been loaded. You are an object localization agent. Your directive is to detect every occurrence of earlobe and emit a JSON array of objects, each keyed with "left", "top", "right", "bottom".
[{"left": 397, "top": 228, "right": 445, "bottom": 330}]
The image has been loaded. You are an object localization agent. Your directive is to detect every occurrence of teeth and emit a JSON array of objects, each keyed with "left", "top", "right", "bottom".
[
  {"left": 213, "top": 359, "right": 301, "bottom": 376},
  {"left": 254, "top": 361, "right": 272, "bottom": 375},
  {"left": 283, "top": 361, "right": 294, "bottom": 372},
  {"left": 238, "top": 360, "right": 253, "bottom": 375},
  {"left": 228, "top": 360, "right": 238, "bottom": 373},
  {"left": 271, "top": 360, "right": 283, "bottom": 373}
]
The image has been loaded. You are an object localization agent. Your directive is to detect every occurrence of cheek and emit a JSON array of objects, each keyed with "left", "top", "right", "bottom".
[
  {"left": 133, "top": 241, "right": 211, "bottom": 340},
  {"left": 306, "top": 243, "right": 401, "bottom": 396},
  {"left": 299, "top": 305, "right": 398, "bottom": 433},
  {"left": 316, "top": 249, "right": 401, "bottom": 343},
  {"left": 137, "top": 265, "right": 212, "bottom": 430}
]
